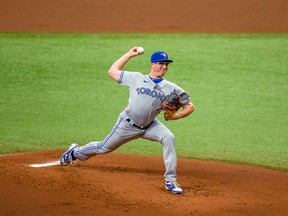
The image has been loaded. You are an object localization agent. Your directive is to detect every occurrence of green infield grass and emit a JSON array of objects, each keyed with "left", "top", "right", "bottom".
[{"left": 0, "top": 33, "right": 287, "bottom": 171}]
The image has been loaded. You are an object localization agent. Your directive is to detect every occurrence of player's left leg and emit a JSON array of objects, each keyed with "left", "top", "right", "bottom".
[
  {"left": 142, "top": 119, "right": 182, "bottom": 194},
  {"left": 142, "top": 119, "right": 177, "bottom": 182}
]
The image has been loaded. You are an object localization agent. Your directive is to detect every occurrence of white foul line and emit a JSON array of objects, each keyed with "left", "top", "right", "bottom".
[{"left": 29, "top": 160, "right": 60, "bottom": 168}]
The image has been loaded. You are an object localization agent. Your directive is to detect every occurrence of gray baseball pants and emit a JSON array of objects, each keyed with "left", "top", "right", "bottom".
[{"left": 73, "top": 112, "right": 177, "bottom": 182}]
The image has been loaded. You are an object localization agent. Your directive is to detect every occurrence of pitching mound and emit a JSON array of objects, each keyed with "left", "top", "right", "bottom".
[{"left": 0, "top": 151, "right": 287, "bottom": 216}]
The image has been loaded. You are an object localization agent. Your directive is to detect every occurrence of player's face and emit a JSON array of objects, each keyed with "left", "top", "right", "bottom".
[{"left": 150, "top": 62, "right": 170, "bottom": 78}]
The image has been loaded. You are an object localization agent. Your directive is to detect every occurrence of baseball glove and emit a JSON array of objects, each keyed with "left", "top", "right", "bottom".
[{"left": 162, "top": 92, "right": 182, "bottom": 120}]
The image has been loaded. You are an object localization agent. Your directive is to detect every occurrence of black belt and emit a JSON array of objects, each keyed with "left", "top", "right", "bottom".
[{"left": 126, "top": 118, "right": 149, "bottom": 130}]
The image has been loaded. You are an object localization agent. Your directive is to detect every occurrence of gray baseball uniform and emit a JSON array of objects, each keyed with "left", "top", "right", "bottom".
[{"left": 73, "top": 70, "right": 191, "bottom": 182}]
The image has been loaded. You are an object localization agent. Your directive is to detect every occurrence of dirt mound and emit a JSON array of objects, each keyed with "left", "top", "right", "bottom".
[{"left": 0, "top": 151, "right": 287, "bottom": 216}]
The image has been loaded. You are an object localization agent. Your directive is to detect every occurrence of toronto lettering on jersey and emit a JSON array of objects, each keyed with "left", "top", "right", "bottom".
[{"left": 136, "top": 87, "right": 165, "bottom": 101}]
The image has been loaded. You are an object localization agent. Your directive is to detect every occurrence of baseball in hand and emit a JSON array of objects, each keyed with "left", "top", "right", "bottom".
[{"left": 137, "top": 47, "right": 144, "bottom": 55}]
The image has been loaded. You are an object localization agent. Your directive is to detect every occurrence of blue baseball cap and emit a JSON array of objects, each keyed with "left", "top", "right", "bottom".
[{"left": 150, "top": 51, "right": 173, "bottom": 63}]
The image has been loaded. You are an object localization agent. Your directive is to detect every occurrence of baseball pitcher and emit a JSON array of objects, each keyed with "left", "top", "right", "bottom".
[{"left": 60, "top": 47, "right": 194, "bottom": 194}]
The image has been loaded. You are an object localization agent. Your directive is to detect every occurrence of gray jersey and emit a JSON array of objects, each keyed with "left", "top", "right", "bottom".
[{"left": 119, "top": 71, "right": 191, "bottom": 127}]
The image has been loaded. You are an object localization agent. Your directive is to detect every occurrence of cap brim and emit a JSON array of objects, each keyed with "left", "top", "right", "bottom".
[{"left": 154, "top": 59, "right": 173, "bottom": 63}]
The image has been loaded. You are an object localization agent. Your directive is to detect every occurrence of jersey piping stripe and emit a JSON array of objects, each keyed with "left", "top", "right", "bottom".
[
  {"left": 118, "top": 70, "right": 124, "bottom": 83},
  {"left": 75, "top": 116, "right": 124, "bottom": 156}
]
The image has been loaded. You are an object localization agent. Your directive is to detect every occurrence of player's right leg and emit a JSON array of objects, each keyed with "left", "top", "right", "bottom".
[{"left": 69, "top": 115, "right": 141, "bottom": 161}]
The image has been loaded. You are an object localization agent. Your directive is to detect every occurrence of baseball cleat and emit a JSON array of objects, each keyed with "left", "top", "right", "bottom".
[
  {"left": 60, "top": 143, "right": 78, "bottom": 166},
  {"left": 165, "top": 181, "right": 183, "bottom": 194}
]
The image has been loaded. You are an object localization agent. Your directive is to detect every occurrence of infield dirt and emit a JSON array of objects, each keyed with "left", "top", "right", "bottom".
[{"left": 1, "top": 0, "right": 288, "bottom": 216}]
